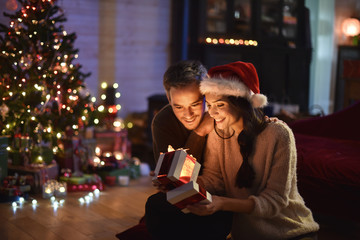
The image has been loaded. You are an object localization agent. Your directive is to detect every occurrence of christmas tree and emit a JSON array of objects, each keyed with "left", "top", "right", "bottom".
[{"left": 0, "top": 0, "right": 103, "bottom": 164}]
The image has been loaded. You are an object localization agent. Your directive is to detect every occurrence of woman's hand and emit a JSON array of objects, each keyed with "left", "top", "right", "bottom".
[{"left": 186, "top": 195, "right": 223, "bottom": 216}]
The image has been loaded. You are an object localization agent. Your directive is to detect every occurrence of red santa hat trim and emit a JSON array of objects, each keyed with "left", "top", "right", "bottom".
[{"left": 200, "top": 61, "right": 268, "bottom": 108}]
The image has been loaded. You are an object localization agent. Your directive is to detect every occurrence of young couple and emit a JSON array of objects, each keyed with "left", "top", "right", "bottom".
[{"left": 146, "top": 60, "right": 319, "bottom": 240}]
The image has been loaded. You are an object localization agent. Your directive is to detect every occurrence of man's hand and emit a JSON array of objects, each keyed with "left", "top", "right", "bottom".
[
  {"left": 194, "top": 112, "right": 214, "bottom": 137},
  {"left": 265, "top": 116, "right": 286, "bottom": 125}
]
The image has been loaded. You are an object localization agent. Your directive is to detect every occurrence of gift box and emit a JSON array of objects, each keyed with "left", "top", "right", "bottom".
[
  {"left": 7, "top": 163, "right": 59, "bottom": 193},
  {"left": 96, "top": 168, "right": 130, "bottom": 185},
  {"left": 61, "top": 174, "right": 104, "bottom": 192},
  {"left": 152, "top": 149, "right": 200, "bottom": 190},
  {"left": 94, "top": 130, "right": 131, "bottom": 155},
  {"left": 167, "top": 181, "right": 212, "bottom": 213}
]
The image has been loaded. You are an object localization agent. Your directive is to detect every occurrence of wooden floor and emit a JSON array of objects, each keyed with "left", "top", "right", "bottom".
[
  {"left": 0, "top": 175, "right": 359, "bottom": 240},
  {"left": 0, "top": 176, "right": 157, "bottom": 240}
]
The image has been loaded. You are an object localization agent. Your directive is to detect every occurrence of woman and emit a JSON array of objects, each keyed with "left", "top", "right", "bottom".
[{"left": 187, "top": 61, "right": 319, "bottom": 240}]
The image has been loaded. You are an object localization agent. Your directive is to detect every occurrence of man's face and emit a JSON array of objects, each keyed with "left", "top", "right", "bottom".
[{"left": 167, "top": 82, "right": 205, "bottom": 130}]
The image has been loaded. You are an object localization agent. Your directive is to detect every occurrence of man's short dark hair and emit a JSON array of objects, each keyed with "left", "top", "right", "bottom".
[{"left": 163, "top": 60, "right": 207, "bottom": 93}]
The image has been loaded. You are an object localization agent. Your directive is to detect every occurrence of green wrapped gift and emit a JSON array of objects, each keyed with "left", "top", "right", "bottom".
[{"left": 59, "top": 176, "right": 87, "bottom": 185}]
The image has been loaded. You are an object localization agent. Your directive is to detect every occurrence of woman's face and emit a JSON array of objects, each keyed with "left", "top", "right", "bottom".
[{"left": 205, "top": 93, "right": 241, "bottom": 131}]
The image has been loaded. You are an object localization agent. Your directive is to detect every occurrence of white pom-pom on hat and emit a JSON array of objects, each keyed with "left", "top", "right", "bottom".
[{"left": 200, "top": 61, "right": 268, "bottom": 108}]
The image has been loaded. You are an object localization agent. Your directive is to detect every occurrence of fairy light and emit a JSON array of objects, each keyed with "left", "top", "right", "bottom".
[
  {"left": 101, "top": 82, "right": 107, "bottom": 89},
  {"left": 115, "top": 92, "right": 121, "bottom": 98},
  {"left": 98, "top": 105, "right": 105, "bottom": 112},
  {"left": 204, "top": 37, "right": 258, "bottom": 47}
]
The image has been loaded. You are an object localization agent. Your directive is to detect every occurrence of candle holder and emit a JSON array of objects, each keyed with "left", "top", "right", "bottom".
[
  {"left": 55, "top": 181, "right": 67, "bottom": 197},
  {"left": 42, "top": 180, "right": 55, "bottom": 198}
]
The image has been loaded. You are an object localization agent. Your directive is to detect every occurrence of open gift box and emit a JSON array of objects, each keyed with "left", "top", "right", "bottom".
[{"left": 152, "top": 149, "right": 200, "bottom": 190}]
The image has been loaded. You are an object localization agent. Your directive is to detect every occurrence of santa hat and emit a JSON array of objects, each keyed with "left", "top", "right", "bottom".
[{"left": 200, "top": 61, "right": 268, "bottom": 108}]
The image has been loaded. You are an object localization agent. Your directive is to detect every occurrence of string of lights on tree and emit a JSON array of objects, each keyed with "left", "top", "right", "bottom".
[{"left": 0, "top": 0, "right": 106, "bottom": 157}]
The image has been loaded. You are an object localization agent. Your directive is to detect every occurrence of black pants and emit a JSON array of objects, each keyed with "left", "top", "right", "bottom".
[{"left": 145, "top": 192, "right": 233, "bottom": 240}]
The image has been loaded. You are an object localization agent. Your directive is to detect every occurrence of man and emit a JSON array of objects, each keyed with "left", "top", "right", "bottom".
[
  {"left": 146, "top": 60, "right": 233, "bottom": 240},
  {"left": 151, "top": 60, "right": 214, "bottom": 165}
]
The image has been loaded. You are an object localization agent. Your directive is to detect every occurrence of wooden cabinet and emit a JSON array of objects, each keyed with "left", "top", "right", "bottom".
[
  {"left": 171, "top": 0, "right": 311, "bottom": 112},
  {"left": 335, "top": 46, "right": 360, "bottom": 112}
]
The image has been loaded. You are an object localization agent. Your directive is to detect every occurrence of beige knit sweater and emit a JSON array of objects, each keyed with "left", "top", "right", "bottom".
[{"left": 198, "top": 122, "right": 319, "bottom": 240}]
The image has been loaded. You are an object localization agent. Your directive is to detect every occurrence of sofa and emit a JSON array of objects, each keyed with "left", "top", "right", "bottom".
[{"left": 289, "top": 101, "right": 360, "bottom": 222}]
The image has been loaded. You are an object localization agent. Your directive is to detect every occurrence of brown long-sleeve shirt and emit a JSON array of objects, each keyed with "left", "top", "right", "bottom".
[{"left": 151, "top": 104, "right": 207, "bottom": 164}]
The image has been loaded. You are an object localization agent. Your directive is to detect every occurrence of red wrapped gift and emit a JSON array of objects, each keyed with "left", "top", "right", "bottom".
[
  {"left": 152, "top": 149, "right": 200, "bottom": 190},
  {"left": 167, "top": 181, "right": 212, "bottom": 213},
  {"left": 67, "top": 182, "right": 104, "bottom": 192}
]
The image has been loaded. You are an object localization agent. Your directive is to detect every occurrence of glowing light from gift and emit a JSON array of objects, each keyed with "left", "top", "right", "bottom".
[
  {"left": 50, "top": 196, "right": 56, "bottom": 203},
  {"left": 179, "top": 156, "right": 196, "bottom": 183},
  {"left": 342, "top": 18, "right": 360, "bottom": 37}
]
